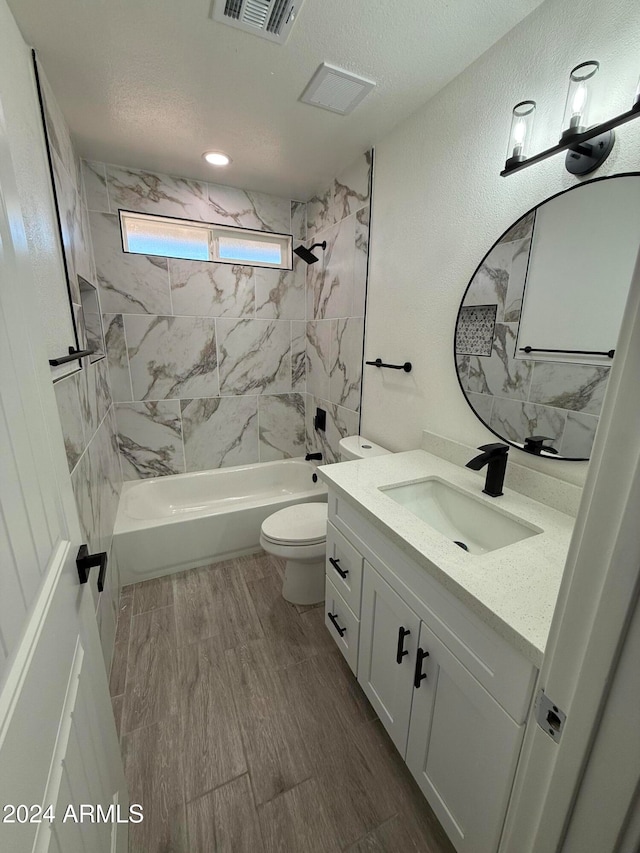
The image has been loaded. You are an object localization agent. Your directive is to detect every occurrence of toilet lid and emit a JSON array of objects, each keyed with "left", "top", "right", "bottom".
[{"left": 262, "top": 503, "right": 328, "bottom": 545}]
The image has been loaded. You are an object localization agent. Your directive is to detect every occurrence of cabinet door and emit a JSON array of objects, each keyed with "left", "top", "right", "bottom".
[
  {"left": 358, "top": 564, "right": 420, "bottom": 755},
  {"left": 406, "top": 620, "right": 524, "bottom": 853}
]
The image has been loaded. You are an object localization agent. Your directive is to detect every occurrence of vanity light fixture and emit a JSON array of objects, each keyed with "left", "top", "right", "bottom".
[
  {"left": 505, "top": 101, "right": 536, "bottom": 170},
  {"left": 203, "top": 150, "right": 231, "bottom": 167},
  {"left": 560, "top": 61, "right": 599, "bottom": 141},
  {"left": 501, "top": 60, "right": 640, "bottom": 177}
]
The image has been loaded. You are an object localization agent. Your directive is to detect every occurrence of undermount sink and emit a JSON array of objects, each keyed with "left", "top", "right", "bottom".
[{"left": 379, "top": 476, "right": 541, "bottom": 555}]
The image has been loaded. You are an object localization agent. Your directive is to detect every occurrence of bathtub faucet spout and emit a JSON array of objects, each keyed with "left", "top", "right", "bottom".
[{"left": 305, "top": 452, "right": 323, "bottom": 462}]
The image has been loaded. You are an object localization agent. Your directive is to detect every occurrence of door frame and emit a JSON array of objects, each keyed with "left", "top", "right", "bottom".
[{"left": 502, "top": 250, "right": 640, "bottom": 852}]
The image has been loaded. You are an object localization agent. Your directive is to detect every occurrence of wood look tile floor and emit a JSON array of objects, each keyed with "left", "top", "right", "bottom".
[{"left": 110, "top": 553, "right": 456, "bottom": 853}]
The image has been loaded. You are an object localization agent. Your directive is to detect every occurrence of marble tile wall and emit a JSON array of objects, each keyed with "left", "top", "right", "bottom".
[
  {"left": 43, "top": 72, "right": 123, "bottom": 664},
  {"left": 86, "top": 160, "right": 310, "bottom": 477},
  {"left": 458, "top": 215, "right": 608, "bottom": 458},
  {"left": 304, "top": 152, "right": 372, "bottom": 462}
]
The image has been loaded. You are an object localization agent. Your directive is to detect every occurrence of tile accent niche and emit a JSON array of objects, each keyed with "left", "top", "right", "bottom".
[
  {"left": 41, "top": 68, "right": 123, "bottom": 666},
  {"left": 86, "top": 151, "right": 372, "bottom": 476},
  {"left": 457, "top": 213, "right": 608, "bottom": 458}
]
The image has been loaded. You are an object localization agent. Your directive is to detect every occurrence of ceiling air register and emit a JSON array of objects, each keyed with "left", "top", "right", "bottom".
[{"left": 210, "top": 0, "right": 305, "bottom": 44}]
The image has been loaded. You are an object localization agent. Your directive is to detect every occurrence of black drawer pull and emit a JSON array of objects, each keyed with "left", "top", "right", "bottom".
[
  {"left": 328, "top": 611, "right": 346, "bottom": 637},
  {"left": 414, "top": 647, "right": 430, "bottom": 688},
  {"left": 76, "top": 544, "right": 107, "bottom": 592},
  {"left": 329, "top": 556, "right": 348, "bottom": 579},
  {"left": 396, "top": 626, "right": 411, "bottom": 664}
]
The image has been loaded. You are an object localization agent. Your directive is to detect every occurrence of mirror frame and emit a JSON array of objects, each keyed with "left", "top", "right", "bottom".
[{"left": 454, "top": 171, "right": 640, "bottom": 461}]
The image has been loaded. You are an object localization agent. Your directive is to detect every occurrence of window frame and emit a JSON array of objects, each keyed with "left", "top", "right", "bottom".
[{"left": 119, "top": 209, "right": 293, "bottom": 270}]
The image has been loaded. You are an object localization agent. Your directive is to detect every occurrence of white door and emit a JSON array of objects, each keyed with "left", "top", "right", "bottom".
[
  {"left": 406, "top": 620, "right": 524, "bottom": 853},
  {"left": 0, "top": 98, "right": 127, "bottom": 852},
  {"left": 358, "top": 564, "right": 420, "bottom": 754}
]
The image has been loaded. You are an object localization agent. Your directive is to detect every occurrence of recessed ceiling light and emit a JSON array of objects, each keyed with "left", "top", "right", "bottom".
[{"left": 203, "top": 151, "right": 231, "bottom": 167}]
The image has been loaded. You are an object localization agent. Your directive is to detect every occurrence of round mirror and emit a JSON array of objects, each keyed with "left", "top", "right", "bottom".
[{"left": 455, "top": 174, "right": 640, "bottom": 460}]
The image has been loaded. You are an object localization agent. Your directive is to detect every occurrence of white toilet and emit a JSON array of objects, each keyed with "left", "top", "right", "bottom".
[{"left": 260, "top": 435, "right": 390, "bottom": 605}]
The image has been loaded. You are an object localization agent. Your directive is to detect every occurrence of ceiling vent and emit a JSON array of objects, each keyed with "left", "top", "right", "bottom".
[
  {"left": 299, "top": 63, "right": 376, "bottom": 115},
  {"left": 210, "top": 0, "right": 305, "bottom": 44}
]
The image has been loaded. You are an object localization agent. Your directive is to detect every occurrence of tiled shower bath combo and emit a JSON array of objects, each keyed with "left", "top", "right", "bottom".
[{"left": 81, "top": 152, "right": 372, "bottom": 478}]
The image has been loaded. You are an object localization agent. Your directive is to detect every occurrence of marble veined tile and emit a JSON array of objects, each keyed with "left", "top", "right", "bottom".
[
  {"left": 329, "top": 318, "right": 364, "bottom": 412},
  {"left": 54, "top": 372, "right": 85, "bottom": 472},
  {"left": 310, "top": 215, "right": 355, "bottom": 320},
  {"left": 334, "top": 152, "right": 371, "bottom": 222},
  {"left": 255, "top": 256, "right": 305, "bottom": 320},
  {"left": 208, "top": 184, "right": 290, "bottom": 233},
  {"left": 305, "top": 396, "right": 358, "bottom": 464},
  {"left": 40, "top": 70, "right": 77, "bottom": 193},
  {"left": 105, "top": 165, "right": 210, "bottom": 221},
  {"left": 463, "top": 241, "right": 512, "bottom": 321},
  {"left": 499, "top": 210, "right": 535, "bottom": 244},
  {"left": 467, "top": 323, "right": 533, "bottom": 400},
  {"left": 306, "top": 320, "right": 331, "bottom": 401},
  {"left": 169, "top": 259, "right": 254, "bottom": 318},
  {"left": 90, "top": 212, "right": 171, "bottom": 315},
  {"left": 116, "top": 401, "right": 185, "bottom": 480},
  {"left": 560, "top": 411, "right": 599, "bottom": 458},
  {"left": 292, "top": 321, "right": 306, "bottom": 392},
  {"left": 217, "top": 318, "right": 291, "bottom": 395},
  {"left": 51, "top": 150, "right": 83, "bottom": 304},
  {"left": 258, "top": 394, "right": 305, "bottom": 462},
  {"left": 353, "top": 206, "right": 370, "bottom": 317},
  {"left": 307, "top": 185, "right": 334, "bottom": 241},
  {"left": 528, "top": 362, "right": 609, "bottom": 415},
  {"left": 82, "top": 160, "right": 110, "bottom": 213},
  {"left": 104, "top": 314, "right": 133, "bottom": 402},
  {"left": 89, "top": 412, "right": 122, "bottom": 555},
  {"left": 490, "top": 397, "right": 566, "bottom": 452},
  {"left": 504, "top": 238, "right": 530, "bottom": 324},
  {"left": 71, "top": 432, "right": 99, "bottom": 552},
  {"left": 125, "top": 315, "right": 219, "bottom": 401},
  {"left": 291, "top": 201, "right": 306, "bottom": 242},
  {"left": 181, "top": 396, "right": 258, "bottom": 472},
  {"left": 466, "top": 391, "right": 494, "bottom": 426}
]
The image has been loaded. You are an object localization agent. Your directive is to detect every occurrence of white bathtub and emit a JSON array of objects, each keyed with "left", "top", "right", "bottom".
[{"left": 114, "top": 459, "right": 327, "bottom": 584}]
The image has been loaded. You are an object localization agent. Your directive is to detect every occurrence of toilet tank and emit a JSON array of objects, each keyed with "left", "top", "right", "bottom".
[{"left": 339, "top": 435, "right": 391, "bottom": 461}]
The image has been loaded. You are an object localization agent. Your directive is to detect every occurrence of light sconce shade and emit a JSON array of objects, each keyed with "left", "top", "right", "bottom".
[
  {"left": 560, "top": 61, "right": 599, "bottom": 142},
  {"left": 505, "top": 101, "right": 536, "bottom": 169}
]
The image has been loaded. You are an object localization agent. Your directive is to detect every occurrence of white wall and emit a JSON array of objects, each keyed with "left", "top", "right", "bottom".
[{"left": 363, "top": 0, "right": 640, "bottom": 486}]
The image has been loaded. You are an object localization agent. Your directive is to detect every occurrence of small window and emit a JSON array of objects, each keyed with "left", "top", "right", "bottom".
[{"left": 120, "top": 210, "right": 292, "bottom": 270}]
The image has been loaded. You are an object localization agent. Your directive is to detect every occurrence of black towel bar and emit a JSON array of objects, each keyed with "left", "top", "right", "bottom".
[
  {"left": 519, "top": 347, "right": 614, "bottom": 359},
  {"left": 49, "top": 347, "right": 96, "bottom": 366},
  {"left": 366, "top": 358, "right": 412, "bottom": 373}
]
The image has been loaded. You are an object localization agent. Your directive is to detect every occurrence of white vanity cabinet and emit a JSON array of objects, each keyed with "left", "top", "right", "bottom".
[{"left": 324, "top": 489, "right": 538, "bottom": 853}]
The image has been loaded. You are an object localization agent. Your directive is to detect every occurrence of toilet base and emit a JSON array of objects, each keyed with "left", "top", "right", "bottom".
[{"left": 282, "top": 557, "right": 325, "bottom": 605}]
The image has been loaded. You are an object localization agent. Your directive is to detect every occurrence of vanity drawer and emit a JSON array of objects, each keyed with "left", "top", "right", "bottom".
[
  {"left": 325, "top": 577, "right": 360, "bottom": 674},
  {"left": 326, "top": 522, "right": 364, "bottom": 616}
]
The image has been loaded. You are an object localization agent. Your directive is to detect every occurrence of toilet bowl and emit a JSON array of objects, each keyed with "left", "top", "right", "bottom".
[{"left": 260, "top": 435, "right": 390, "bottom": 605}]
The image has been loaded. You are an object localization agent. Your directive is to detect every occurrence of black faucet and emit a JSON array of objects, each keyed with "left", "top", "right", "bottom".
[
  {"left": 523, "top": 435, "right": 558, "bottom": 455},
  {"left": 305, "top": 452, "right": 323, "bottom": 461},
  {"left": 465, "top": 443, "right": 509, "bottom": 497}
]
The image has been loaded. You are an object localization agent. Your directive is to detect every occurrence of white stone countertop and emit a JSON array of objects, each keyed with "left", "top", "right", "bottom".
[{"left": 317, "top": 449, "right": 575, "bottom": 667}]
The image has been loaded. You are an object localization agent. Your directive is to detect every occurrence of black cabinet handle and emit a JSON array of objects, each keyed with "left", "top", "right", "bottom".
[
  {"left": 76, "top": 544, "right": 107, "bottom": 592},
  {"left": 49, "top": 347, "right": 96, "bottom": 366},
  {"left": 396, "top": 626, "right": 411, "bottom": 664},
  {"left": 328, "top": 611, "right": 346, "bottom": 637},
  {"left": 329, "top": 556, "right": 348, "bottom": 579},
  {"left": 414, "top": 647, "right": 430, "bottom": 688}
]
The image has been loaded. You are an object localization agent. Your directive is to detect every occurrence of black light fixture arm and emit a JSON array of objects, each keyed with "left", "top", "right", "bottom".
[
  {"left": 501, "top": 104, "right": 640, "bottom": 177},
  {"left": 365, "top": 358, "right": 412, "bottom": 372}
]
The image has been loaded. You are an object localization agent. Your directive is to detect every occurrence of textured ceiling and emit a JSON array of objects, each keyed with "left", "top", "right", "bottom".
[{"left": 8, "top": 0, "right": 544, "bottom": 199}]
